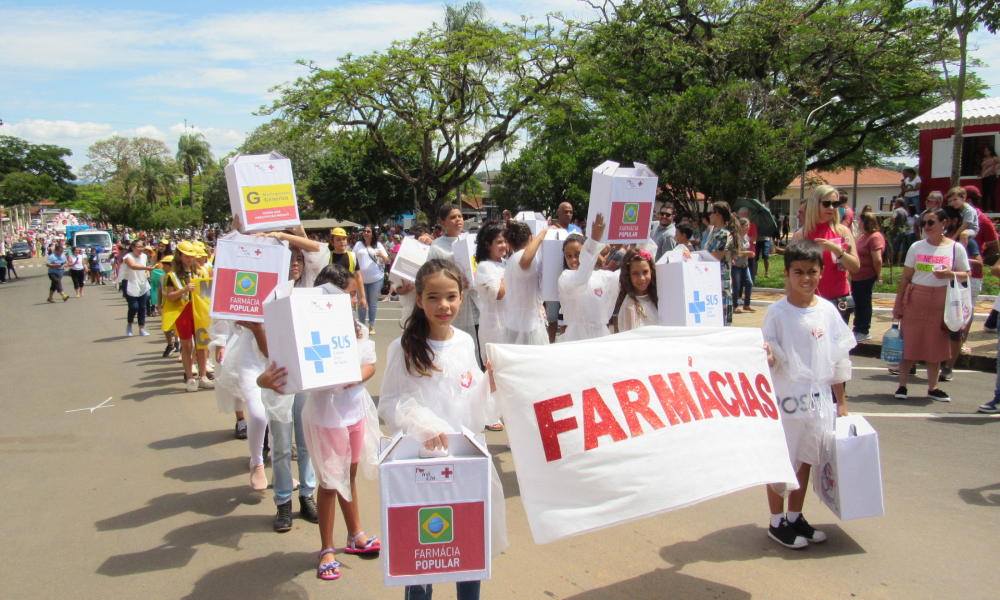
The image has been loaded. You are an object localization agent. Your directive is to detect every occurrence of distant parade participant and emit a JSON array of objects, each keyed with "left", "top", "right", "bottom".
[{"left": 45, "top": 244, "right": 69, "bottom": 303}]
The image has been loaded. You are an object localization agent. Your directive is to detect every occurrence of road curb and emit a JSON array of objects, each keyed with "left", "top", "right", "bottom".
[{"left": 851, "top": 340, "right": 998, "bottom": 373}]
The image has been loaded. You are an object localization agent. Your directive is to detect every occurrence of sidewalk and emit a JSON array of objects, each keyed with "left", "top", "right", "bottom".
[{"left": 734, "top": 290, "right": 998, "bottom": 373}]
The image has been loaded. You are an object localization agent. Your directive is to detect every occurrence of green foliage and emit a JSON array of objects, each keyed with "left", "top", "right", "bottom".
[
  {"left": 201, "top": 169, "right": 231, "bottom": 227},
  {"left": 0, "top": 135, "right": 76, "bottom": 202},
  {"left": 80, "top": 136, "right": 174, "bottom": 183},
  {"left": 0, "top": 172, "right": 63, "bottom": 206},
  {"left": 176, "top": 133, "right": 213, "bottom": 207}
]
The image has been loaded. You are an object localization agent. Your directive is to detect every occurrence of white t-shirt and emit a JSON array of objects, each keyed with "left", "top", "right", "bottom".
[
  {"left": 904, "top": 175, "right": 921, "bottom": 198},
  {"left": 353, "top": 241, "right": 388, "bottom": 284},
  {"left": 762, "top": 297, "right": 855, "bottom": 421},
  {"left": 123, "top": 252, "right": 150, "bottom": 296},
  {"left": 959, "top": 203, "right": 979, "bottom": 233},
  {"left": 68, "top": 253, "right": 87, "bottom": 270},
  {"left": 904, "top": 239, "right": 970, "bottom": 287}
]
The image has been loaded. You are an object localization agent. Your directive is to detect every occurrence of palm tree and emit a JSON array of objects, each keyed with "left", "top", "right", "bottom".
[
  {"left": 176, "top": 133, "right": 213, "bottom": 208},
  {"left": 125, "top": 156, "right": 178, "bottom": 207}
]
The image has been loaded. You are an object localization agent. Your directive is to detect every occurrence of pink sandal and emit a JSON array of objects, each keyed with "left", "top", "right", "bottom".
[
  {"left": 317, "top": 549, "right": 341, "bottom": 580},
  {"left": 345, "top": 531, "right": 381, "bottom": 555}
]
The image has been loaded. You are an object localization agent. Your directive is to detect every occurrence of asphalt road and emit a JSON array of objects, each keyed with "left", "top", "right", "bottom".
[{"left": 1, "top": 258, "right": 999, "bottom": 599}]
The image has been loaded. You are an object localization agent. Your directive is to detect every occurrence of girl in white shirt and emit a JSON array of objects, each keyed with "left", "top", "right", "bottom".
[
  {"left": 502, "top": 220, "right": 552, "bottom": 345},
  {"left": 617, "top": 248, "right": 659, "bottom": 332},
  {"left": 473, "top": 222, "right": 508, "bottom": 362},
  {"left": 558, "top": 215, "right": 620, "bottom": 342},
  {"left": 352, "top": 225, "right": 389, "bottom": 335},
  {"left": 378, "top": 259, "right": 507, "bottom": 599}
]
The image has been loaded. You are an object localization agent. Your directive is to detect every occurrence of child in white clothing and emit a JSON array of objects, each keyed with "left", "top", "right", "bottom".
[
  {"left": 762, "top": 239, "right": 856, "bottom": 549},
  {"left": 616, "top": 247, "right": 659, "bottom": 332},
  {"left": 558, "top": 214, "right": 620, "bottom": 341}
]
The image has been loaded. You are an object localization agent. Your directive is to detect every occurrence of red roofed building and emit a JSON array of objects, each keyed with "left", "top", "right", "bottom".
[{"left": 772, "top": 167, "right": 905, "bottom": 229}]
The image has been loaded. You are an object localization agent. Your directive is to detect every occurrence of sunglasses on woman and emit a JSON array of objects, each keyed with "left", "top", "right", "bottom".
[
  {"left": 820, "top": 200, "right": 837, "bottom": 208},
  {"left": 919, "top": 219, "right": 938, "bottom": 228}
]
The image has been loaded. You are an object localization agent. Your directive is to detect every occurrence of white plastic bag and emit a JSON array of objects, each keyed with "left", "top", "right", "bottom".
[{"left": 944, "top": 274, "right": 973, "bottom": 332}]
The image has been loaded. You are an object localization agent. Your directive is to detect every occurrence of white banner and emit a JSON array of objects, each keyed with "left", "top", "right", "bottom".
[{"left": 488, "top": 326, "right": 798, "bottom": 545}]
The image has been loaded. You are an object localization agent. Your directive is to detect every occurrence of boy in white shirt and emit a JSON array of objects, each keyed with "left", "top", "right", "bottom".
[{"left": 763, "top": 239, "right": 856, "bottom": 549}]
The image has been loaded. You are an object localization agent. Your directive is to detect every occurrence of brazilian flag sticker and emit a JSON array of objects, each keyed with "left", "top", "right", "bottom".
[
  {"left": 234, "top": 271, "right": 258, "bottom": 296},
  {"left": 623, "top": 203, "right": 639, "bottom": 224},
  {"left": 418, "top": 506, "right": 453, "bottom": 544}
]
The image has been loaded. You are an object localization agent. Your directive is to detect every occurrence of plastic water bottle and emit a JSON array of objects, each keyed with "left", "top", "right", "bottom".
[{"left": 881, "top": 323, "right": 903, "bottom": 364}]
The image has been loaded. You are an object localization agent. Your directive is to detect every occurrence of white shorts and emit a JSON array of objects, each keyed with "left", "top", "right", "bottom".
[{"left": 781, "top": 417, "right": 822, "bottom": 468}]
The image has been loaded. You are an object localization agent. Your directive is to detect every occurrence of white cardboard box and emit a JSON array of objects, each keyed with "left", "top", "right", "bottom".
[
  {"left": 813, "top": 415, "right": 885, "bottom": 521},
  {"left": 451, "top": 233, "right": 477, "bottom": 290},
  {"left": 515, "top": 211, "right": 548, "bottom": 238},
  {"left": 389, "top": 236, "right": 431, "bottom": 283},
  {"left": 225, "top": 152, "right": 300, "bottom": 233},
  {"left": 540, "top": 228, "right": 570, "bottom": 302},
  {"left": 656, "top": 248, "right": 723, "bottom": 327},
  {"left": 262, "top": 281, "right": 361, "bottom": 394},
  {"left": 378, "top": 429, "right": 492, "bottom": 587},
  {"left": 586, "top": 160, "right": 658, "bottom": 244},
  {"left": 209, "top": 231, "right": 291, "bottom": 322}
]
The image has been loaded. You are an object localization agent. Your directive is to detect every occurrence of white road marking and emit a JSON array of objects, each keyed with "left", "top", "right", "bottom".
[
  {"left": 66, "top": 397, "right": 114, "bottom": 413},
  {"left": 856, "top": 412, "right": 1000, "bottom": 419},
  {"left": 852, "top": 366, "right": 980, "bottom": 374}
]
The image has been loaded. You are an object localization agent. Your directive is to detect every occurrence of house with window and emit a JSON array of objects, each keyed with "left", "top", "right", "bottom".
[
  {"left": 910, "top": 97, "right": 1000, "bottom": 204},
  {"left": 771, "top": 167, "right": 904, "bottom": 229}
]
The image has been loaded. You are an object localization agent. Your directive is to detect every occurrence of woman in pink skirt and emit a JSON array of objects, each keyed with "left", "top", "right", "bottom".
[{"left": 892, "top": 207, "right": 971, "bottom": 402}]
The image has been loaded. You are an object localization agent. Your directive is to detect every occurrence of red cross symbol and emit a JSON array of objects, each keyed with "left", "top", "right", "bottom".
[
  {"left": 326, "top": 302, "right": 333, "bottom": 309},
  {"left": 441, "top": 468, "right": 453, "bottom": 478},
  {"left": 254, "top": 249, "right": 262, "bottom": 256}
]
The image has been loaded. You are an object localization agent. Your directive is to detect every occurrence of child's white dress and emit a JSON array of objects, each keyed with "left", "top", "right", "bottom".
[
  {"left": 503, "top": 249, "right": 549, "bottom": 345},
  {"left": 474, "top": 258, "right": 506, "bottom": 360},
  {"left": 558, "top": 238, "right": 620, "bottom": 342},
  {"left": 618, "top": 294, "right": 659, "bottom": 332}
]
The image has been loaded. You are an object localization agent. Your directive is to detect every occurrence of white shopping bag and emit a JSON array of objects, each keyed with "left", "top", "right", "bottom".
[
  {"left": 378, "top": 429, "right": 492, "bottom": 587},
  {"left": 389, "top": 236, "right": 431, "bottom": 283},
  {"left": 656, "top": 248, "right": 723, "bottom": 327},
  {"left": 813, "top": 415, "right": 885, "bottom": 521},
  {"left": 262, "top": 281, "right": 362, "bottom": 394},
  {"left": 224, "top": 151, "right": 300, "bottom": 233},
  {"left": 452, "top": 233, "right": 477, "bottom": 290},
  {"left": 515, "top": 211, "right": 548, "bottom": 237},
  {"left": 586, "top": 161, "right": 658, "bottom": 244},
  {"left": 944, "top": 274, "right": 973, "bottom": 332},
  {"left": 540, "top": 228, "right": 569, "bottom": 302},
  {"left": 209, "top": 231, "right": 292, "bottom": 322}
]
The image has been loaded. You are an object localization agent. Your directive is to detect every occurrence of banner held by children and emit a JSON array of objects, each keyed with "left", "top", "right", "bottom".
[{"left": 488, "top": 326, "right": 798, "bottom": 545}]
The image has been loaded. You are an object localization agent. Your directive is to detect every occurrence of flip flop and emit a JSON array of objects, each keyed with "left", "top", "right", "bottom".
[
  {"left": 345, "top": 532, "right": 381, "bottom": 555},
  {"left": 317, "top": 550, "right": 341, "bottom": 580}
]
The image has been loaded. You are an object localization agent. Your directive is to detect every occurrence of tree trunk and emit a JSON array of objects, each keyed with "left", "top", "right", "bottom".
[
  {"left": 187, "top": 170, "right": 194, "bottom": 209},
  {"left": 950, "top": 28, "right": 968, "bottom": 189}
]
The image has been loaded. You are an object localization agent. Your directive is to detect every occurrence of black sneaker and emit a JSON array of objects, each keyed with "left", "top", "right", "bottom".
[
  {"left": 162, "top": 344, "right": 175, "bottom": 358},
  {"left": 299, "top": 495, "right": 319, "bottom": 524},
  {"left": 788, "top": 514, "right": 827, "bottom": 543},
  {"left": 768, "top": 517, "right": 808, "bottom": 549},
  {"left": 894, "top": 386, "right": 908, "bottom": 400},
  {"left": 274, "top": 501, "right": 293, "bottom": 532},
  {"left": 234, "top": 419, "right": 248, "bottom": 440},
  {"left": 928, "top": 388, "right": 951, "bottom": 402},
  {"left": 939, "top": 366, "right": 953, "bottom": 382}
]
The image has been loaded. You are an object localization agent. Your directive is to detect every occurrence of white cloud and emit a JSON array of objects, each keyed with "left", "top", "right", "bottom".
[{"left": 3, "top": 119, "right": 115, "bottom": 141}]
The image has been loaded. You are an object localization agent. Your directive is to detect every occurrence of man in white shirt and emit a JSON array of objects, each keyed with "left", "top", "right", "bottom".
[{"left": 901, "top": 167, "right": 921, "bottom": 214}]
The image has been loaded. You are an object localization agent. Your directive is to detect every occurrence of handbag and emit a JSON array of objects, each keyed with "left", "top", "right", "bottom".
[
  {"left": 833, "top": 294, "right": 855, "bottom": 314},
  {"left": 944, "top": 274, "right": 973, "bottom": 332}
]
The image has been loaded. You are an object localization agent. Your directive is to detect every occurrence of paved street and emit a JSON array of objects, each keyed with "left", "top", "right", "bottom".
[{"left": 2, "top": 258, "right": 999, "bottom": 599}]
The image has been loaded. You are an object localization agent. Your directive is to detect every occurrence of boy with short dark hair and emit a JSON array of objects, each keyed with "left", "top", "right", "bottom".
[{"left": 762, "top": 239, "right": 856, "bottom": 549}]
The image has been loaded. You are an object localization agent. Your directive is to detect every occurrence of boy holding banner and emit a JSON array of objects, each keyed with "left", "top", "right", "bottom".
[{"left": 762, "top": 239, "right": 855, "bottom": 549}]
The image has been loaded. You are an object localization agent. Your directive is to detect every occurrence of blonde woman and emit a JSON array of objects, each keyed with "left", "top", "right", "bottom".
[{"left": 792, "top": 185, "right": 860, "bottom": 324}]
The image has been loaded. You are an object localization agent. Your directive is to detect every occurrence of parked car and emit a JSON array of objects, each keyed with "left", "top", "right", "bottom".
[{"left": 10, "top": 242, "right": 32, "bottom": 259}]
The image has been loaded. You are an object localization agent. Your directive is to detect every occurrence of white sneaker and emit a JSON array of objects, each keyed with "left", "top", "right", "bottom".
[
  {"left": 198, "top": 377, "right": 215, "bottom": 389},
  {"left": 185, "top": 378, "right": 198, "bottom": 393},
  {"left": 854, "top": 332, "right": 872, "bottom": 342}
]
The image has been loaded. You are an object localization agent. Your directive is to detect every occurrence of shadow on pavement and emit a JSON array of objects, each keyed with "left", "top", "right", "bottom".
[
  {"left": 121, "top": 387, "right": 190, "bottom": 402},
  {"left": 563, "top": 566, "right": 750, "bottom": 600},
  {"left": 165, "top": 457, "right": 248, "bottom": 482},
  {"left": 658, "top": 523, "right": 865, "bottom": 566},
  {"left": 958, "top": 483, "right": 1000, "bottom": 506},
  {"left": 95, "top": 485, "right": 263, "bottom": 531},
  {"left": 488, "top": 444, "right": 521, "bottom": 499},
  {"left": 97, "top": 514, "right": 273, "bottom": 576},
  {"left": 181, "top": 552, "right": 314, "bottom": 600},
  {"left": 92, "top": 336, "right": 128, "bottom": 343},
  {"left": 149, "top": 430, "right": 234, "bottom": 450}
]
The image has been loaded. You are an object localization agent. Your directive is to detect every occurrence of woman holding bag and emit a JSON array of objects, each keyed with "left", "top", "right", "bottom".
[
  {"left": 891, "top": 207, "right": 970, "bottom": 402},
  {"left": 352, "top": 225, "right": 389, "bottom": 336}
]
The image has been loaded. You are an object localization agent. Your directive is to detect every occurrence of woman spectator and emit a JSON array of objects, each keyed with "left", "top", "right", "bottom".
[
  {"left": 851, "top": 212, "right": 885, "bottom": 342},
  {"left": 731, "top": 218, "right": 756, "bottom": 314},
  {"left": 352, "top": 225, "right": 389, "bottom": 335},
  {"left": 88, "top": 249, "right": 101, "bottom": 285},
  {"left": 67, "top": 246, "right": 88, "bottom": 297},
  {"left": 121, "top": 239, "right": 155, "bottom": 337},
  {"left": 980, "top": 147, "right": 1000, "bottom": 211},
  {"left": 705, "top": 202, "right": 740, "bottom": 325},
  {"left": 792, "top": 185, "right": 860, "bottom": 324},
  {"left": 891, "top": 207, "right": 970, "bottom": 402}
]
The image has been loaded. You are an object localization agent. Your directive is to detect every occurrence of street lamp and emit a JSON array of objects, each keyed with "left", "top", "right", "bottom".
[{"left": 799, "top": 95, "right": 842, "bottom": 224}]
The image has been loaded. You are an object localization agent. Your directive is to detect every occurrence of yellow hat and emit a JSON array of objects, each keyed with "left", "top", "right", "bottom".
[
  {"left": 176, "top": 241, "right": 198, "bottom": 256},
  {"left": 332, "top": 227, "right": 348, "bottom": 238},
  {"left": 160, "top": 238, "right": 170, "bottom": 245},
  {"left": 161, "top": 255, "right": 174, "bottom": 263}
]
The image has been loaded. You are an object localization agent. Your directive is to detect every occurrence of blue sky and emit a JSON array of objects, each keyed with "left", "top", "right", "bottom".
[{"left": 0, "top": 0, "right": 997, "bottom": 174}]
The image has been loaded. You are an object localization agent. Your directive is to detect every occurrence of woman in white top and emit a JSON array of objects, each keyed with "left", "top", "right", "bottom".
[
  {"left": 352, "top": 225, "right": 389, "bottom": 335},
  {"left": 428, "top": 204, "right": 480, "bottom": 360},
  {"left": 502, "top": 219, "right": 552, "bottom": 345},
  {"left": 121, "top": 239, "right": 154, "bottom": 337},
  {"left": 558, "top": 215, "right": 620, "bottom": 342},
  {"left": 617, "top": 247, "right": 659, "bottom": 332},
  {"left": 68, "top": 246, "right": 89, "bottom": 297},
  {"left": 473, "top": 222, "right": 508, "bottom": 362},
  {"left": 891, "top": 207, "right": 970, "bottom": 402}
]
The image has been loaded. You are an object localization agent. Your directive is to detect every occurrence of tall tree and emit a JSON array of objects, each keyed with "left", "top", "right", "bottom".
[
  {"left": 265, "top": 16, "right": 581, "bottom": 216},
  {"left": 176, "top": 133, "right": 213, "bottom": 208},
  {"left": 80, "top": 136, "right": 172, "bottom": 184},
  {"left": 931, "top": 0, "right": 1000, "bottom": 187},
  {"left": 0, "top": 172, "right": 62, "bottom": 206},
  {"left": 123, "top": 156, "right": 178, "bottom": 207},
  {"left": 0, "top": 135, "right": 76, "bottom": 202}
]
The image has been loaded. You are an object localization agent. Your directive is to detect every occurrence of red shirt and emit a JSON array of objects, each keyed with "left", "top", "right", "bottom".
[
  {"left": 806, "top": 222, "right": 851, "bottom": 300},
  {"left": 975, "top": 209, "right": 998, "bottom": 249}
]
